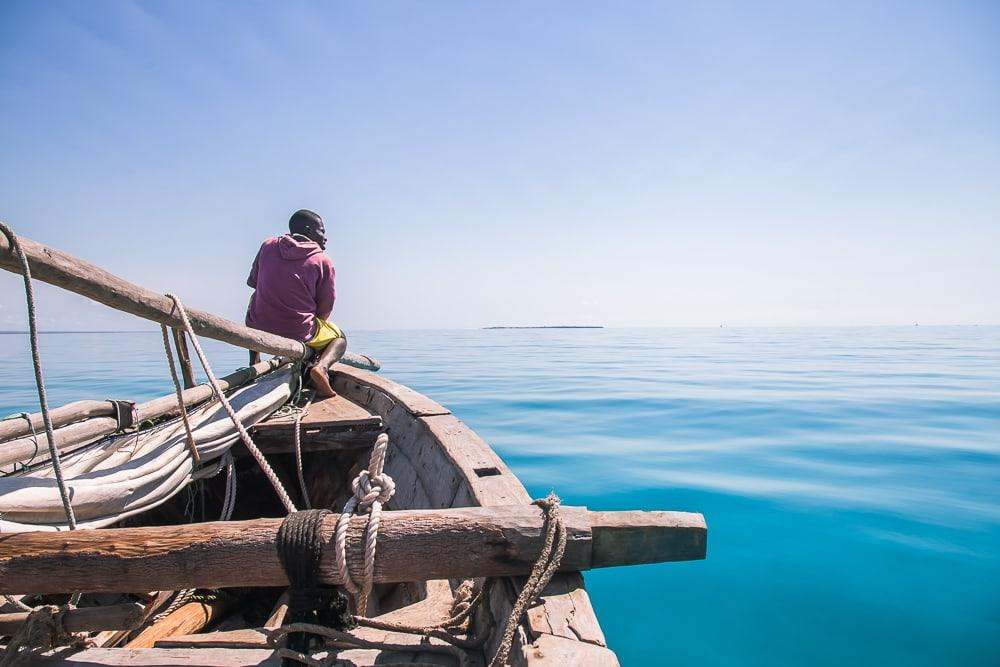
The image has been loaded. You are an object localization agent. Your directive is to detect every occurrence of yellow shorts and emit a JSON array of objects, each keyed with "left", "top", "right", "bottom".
[{"left": 305, "top": 318, "right": 344, "bottom": 350}]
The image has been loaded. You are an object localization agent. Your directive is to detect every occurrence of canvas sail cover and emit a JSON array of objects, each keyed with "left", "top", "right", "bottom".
[{"left": 0, "top": 368, "right": 294, "bottom": 532}]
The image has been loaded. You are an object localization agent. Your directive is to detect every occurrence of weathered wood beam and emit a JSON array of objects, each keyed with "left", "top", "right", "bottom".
[
  {"left": 0, "top": 506, "right": 707, "bottom": 594},
  {"left": 0, "top": 357, "right": 290, "bottom": 470},
  {"left": 0, "top": 232, "right": 309, "bottom": 359},
  {"left": 0, "top": 602, "right": 144, "bottom": 636}
]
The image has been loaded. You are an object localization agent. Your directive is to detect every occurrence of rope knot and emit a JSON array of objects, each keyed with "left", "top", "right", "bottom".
[
  {"left": 352, "top": 470, "right": 395, "bottom": 511},
  {"left": 333, "top": 432, "right": 396, "bottom": 614}
]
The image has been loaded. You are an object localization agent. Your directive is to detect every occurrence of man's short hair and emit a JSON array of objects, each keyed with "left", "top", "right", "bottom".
[{"left": 289, "top": 209, "right": 322, "bottom": 235}]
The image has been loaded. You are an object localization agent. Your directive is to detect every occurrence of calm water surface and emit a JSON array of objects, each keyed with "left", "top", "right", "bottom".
[{"left": 2, "top": 327, "right": 998, "bottom": 665}]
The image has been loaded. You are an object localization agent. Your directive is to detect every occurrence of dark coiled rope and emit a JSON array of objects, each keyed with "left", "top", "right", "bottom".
[{"left": 276, "top": 509, "right": 345, "bottom": 663}]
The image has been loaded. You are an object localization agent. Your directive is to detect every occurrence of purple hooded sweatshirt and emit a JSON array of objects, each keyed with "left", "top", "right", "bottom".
[{"left": 245, "top": 235, "right": 336, "bottom": 341}]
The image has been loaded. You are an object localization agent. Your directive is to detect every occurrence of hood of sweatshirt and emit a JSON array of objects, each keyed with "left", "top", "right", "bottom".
[{"left": 277, "top": 234, "right": 323, "bottom": 260}]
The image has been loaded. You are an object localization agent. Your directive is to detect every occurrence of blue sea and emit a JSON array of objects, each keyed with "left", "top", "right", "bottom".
[{"left": 2, "top": 327, "right": 999, "bottom": 665}]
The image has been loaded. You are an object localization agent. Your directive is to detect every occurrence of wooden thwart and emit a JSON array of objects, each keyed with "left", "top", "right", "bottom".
[
  {"left": 0, "top": 505, "right": 707, "bottom": 594},
  {"left": 250, "top": 393, "right": 382, "bottom": 453}
]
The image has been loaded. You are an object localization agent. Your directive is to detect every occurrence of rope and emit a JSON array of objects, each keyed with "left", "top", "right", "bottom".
[
  {"left": 266, "top": 623, "right": 470, "bottom": 667},
  {"left": 275, "top": 509, "right": 340, "bottom": 660},
  {"left": 159, "top": 323, "right": 201, "bottom": 464},
  {"left": 487, "top": 493, "right": 566, "bottom": 667},
  {"left": 333, "top": 433, "right": 395, "bottom": 614},
  {"left": 164, "top": 293, "right": 297, "bottom": 513},
  {"left": 0, "top": 605, "right": 90, "bottom": 666},
  {"left": 294, "top": 399, "right": 313, "bottom": 510},
  {"left": 352, "top": 578, "right": 491, "bottom": 649},
  {"left": 0, "top": 222, "right": 77, "bottom": 529},
  {"left": 267, "top": 493, "right": 562, "bottom": 667},
  {"left": 2, "top": 595, "right": 32, "bottom": 612},
  {"left": 220, "top": 451, "right": 237, "bottom": 521}
]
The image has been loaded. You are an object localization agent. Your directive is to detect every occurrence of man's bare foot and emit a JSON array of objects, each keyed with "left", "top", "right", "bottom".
[{"left": 309, "top": 366, "right": 337, "bottom": 398}]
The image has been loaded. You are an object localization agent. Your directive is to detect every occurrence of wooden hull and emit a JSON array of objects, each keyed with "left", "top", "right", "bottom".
[
  {"left": 330, "top": 364, "right": 620, "bottom": 666},
  {"left": 19, "top": 363, "right": 620, "bottom": 665}
]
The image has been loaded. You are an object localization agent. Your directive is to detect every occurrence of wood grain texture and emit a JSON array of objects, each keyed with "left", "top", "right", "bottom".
[
  {"left": 253, "top": 394, "right": 381, "bottom": 433},
  {"left": 126, "top": 598, "right": 229, "bottom": 649},
  {"left": 35, "top": 647, "right": 281, "bottom": 666},
  {"left": 0, "top": 505, "right": 614, "bottom": 593},
  {"left": 329, "top": 365, "right": 617, "bottom": 667},
  {"left": 0, "top": 232, "right": 309, "bottom": 359},
  {"left": 0, "top": 603, "right": 144, "bottom": 636},
  {"left": 521, "top": 632, "right": 620, "bottom": 666},
  {"left": 331, "top": 365, "right": 451, "bottom": 417}
]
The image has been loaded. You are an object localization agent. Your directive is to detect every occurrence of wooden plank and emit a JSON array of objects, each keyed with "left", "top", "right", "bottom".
[
  {"left": 156, "top": 628, "right": 474, "bottom": 666},
  {"left": 420, "top": 414, "right": 531, "bottom": 508},
  {"left": 253, "top": 394, "right": 381, "bottom": 433},
  {"left": 248, "top": 429, "right": 380, "bottom": 454},
  {"left": 35, "top": 648, "right": 280, "bottom": 666},
  {"left": 126, "top": 598, "right": 230, "bottom": 648},
  {"left": 521, "top": 632, "right": 620, "bottom": 666},
  {"left": 373, "top": 579, "right": 454, "bottom": 628},
  {"left": 525, "top": 574, "right": 607, "bottom": 647}
]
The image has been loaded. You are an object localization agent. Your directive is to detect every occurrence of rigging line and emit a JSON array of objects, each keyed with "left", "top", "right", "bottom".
[{"left": 0, "top": 222, "right": 76, "bottom": 529}]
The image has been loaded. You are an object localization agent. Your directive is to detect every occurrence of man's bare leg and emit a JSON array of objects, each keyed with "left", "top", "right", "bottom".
[{"left": 309, "top": 336, "right": 347, "bottom": 398}]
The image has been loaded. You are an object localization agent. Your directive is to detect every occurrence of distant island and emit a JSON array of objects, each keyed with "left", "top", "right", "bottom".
[{"left": 482, "top": 325, "right": 604, "bottom": 330}]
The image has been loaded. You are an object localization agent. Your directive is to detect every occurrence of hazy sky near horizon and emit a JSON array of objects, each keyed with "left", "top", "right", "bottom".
[{"left": 2, "top": 1, "right": 998, "bottom": 331}]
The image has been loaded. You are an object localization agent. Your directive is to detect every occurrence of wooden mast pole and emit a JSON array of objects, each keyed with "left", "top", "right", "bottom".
[{"left": 0, "top": 506, "right": 707, "bottom": 594}]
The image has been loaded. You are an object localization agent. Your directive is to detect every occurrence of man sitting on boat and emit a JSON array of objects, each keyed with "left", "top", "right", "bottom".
[{"left": 246, "top": 208, "right": 345, "bottom": 397}]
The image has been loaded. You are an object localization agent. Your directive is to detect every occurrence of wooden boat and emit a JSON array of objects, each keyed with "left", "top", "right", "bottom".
[{"left": 0, "top": 229, "right": 707, "bottom": 666}]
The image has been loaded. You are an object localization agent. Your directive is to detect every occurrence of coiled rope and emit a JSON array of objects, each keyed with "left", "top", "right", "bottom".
[
  {"left": 0, "top": 604, "right": 90, "bottom": 667},
  {"left": 334, "top": 432, "right": 395, "bottom": 614},
  {"left": 164, "top": 293, "right": 297, "bottom": 513},
  {"left": 271, "top": 494, "right": 565, "bottom": 667},
  {"left": 0, "top": 222, "right": 76, "bottom": 529}
]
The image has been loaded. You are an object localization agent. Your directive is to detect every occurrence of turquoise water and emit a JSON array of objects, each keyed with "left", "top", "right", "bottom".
[{"left": 2, "top": 327, "right": 999, "bottom": 665}]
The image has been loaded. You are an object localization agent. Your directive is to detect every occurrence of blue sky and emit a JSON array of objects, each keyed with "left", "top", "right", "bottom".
[{"left": 1, "top": 1, "right": 998, "bottom": 330}]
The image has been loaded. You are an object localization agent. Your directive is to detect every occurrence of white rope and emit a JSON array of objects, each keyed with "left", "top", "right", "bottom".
[
  {"left": 293, "top": 399, "right": 313, "bottom": 510},
  {"left": 333, "top": 433, "right": 395, "bottom": 614},
  {"left": 159, "top": 324, "right": 200, "bottom": 464},
  {"left": 0, "top": 222, "right": 76, "bottom": 529},
  {"left": 3, "top": 595, "right": 32, "bottom": 612},
  {"left": 164, "top": 293, "right": 297, "bottom": 514},
  {"left": 220, "top": 451, "right": 237, "bottom": 521}
]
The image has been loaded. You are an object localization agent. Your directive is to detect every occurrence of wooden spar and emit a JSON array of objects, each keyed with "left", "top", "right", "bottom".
[
  {"left": 0, "top": 505, "right": 707, "bottom": 594},
  {"left": 0, "top": 231, "right": 308, "bottom": 360},
  {"left": 126, "top": 599, "right": 231, "bottom": 649},
  {"left": 0, "top": 357, "right": 289, "bottom": 469},
  {"left": 0, "top": 603, "right": 144, "bottom": 635},
  {"left": 171, "top": 328, "right": 197, "bottom": 389}
]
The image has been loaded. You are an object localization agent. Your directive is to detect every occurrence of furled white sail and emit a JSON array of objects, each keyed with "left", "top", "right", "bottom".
[{"left": 0, "top": 368, "right": 294, "bottom": 532}]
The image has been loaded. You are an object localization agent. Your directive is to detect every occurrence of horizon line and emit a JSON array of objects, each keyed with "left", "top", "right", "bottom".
[{"left": 2, "top": 323, "right": 999, "bottom": 335}]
